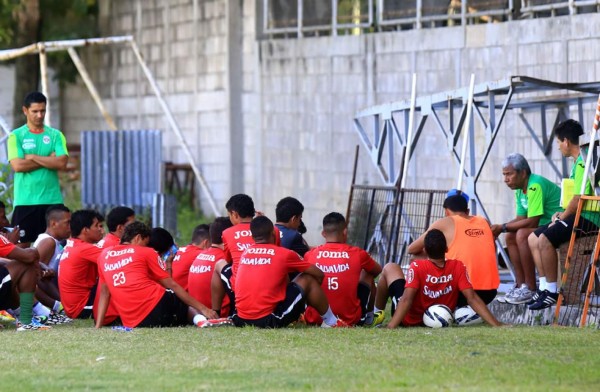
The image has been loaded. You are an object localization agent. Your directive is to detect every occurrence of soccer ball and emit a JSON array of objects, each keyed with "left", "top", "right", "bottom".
[
  {"left": 423, "top": 304, "right": 454, "bottom": 328},
  {"left": 454, "top": 306, "right": 483, "bottom": 326}
]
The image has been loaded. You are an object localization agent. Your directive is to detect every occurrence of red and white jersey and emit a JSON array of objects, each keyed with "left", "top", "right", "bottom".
[
  {"left": 98, "top": 244, "right": 169, "bottom": 328},
  {"left": 97, "top": 233, "right": 121, "bottom": 249},
  {"left": 58, "top": 238, "right": 103, "bottom": 318},
  {"left": 187, "top": 246, "right": 230, "bottom": 317},
  {"left": 403, "top": 258, "right": 473, "bottom": 326},
  {"left": 0, "top": 234, "right": 16, "bottom": 257},
  {"left": 303, "top": 243, "right": 379, "bottom": 325},
  {"left": 171, "top": 244, "right": 203, "bottom": 290},
  {"left": 235, "top": 243, "right": 310, "bottom": 320}
]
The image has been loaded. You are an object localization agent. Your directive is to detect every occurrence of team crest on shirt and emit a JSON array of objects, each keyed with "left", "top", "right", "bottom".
[
  {"left": 42, "top": 135, "right": 51, "bottom": 144},
  {"left": 407, "top": 268, "right": 414, "bottom": 283}
]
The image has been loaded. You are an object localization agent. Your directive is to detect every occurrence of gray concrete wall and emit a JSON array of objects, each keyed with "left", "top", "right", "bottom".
[{"left": 58, "top": 1, "right": 600, "bottom": 244}]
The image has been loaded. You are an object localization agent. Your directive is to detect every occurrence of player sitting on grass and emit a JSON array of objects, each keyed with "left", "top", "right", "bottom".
[
  {"left": 171, "top": 224, "right": 210, "bottom": 290},
  {"left": 58, "top": 209, "right": 119, "bottom": 325},
  {"left": 303, "top": 212, "right": 382, "bottom": 326},
  {"left": 374, "top": 229, "right": 503, "bottom": 328},
  {"left": 188, "top": 217, "right": 233, "bottom": 317},
  {"left": 95, "top": 221, "right": 220, "bottom": 328},
  {"left": 0, "top": 234, "right": 46, "bottom": 331},
  {"left": 97, "top": 206, "right": 136, "bottom": 249},
  {"left": 232, "top": 216, "right": 346, "bottom": 328}
]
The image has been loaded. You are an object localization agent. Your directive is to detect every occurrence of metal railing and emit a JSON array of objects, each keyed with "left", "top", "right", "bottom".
[{"left": 261, "top": 0, "right": 600, "bottom": 37}]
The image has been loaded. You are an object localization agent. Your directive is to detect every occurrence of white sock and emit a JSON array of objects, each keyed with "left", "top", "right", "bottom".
[
  {"left": 374, "top": 306, "right": 382, "bottom": 314},
  {"left": 33, "top": 302, "right": 51, "bottom": 317},
  {"left": 193, "top": 314, "right": 207, "bottom": 326},
  {"left": 546, "top": 282, "right": 558, "bottom": 293},
  {"left": 52, "top": 301, "right": 62, "bottom": 313},
  {"left": 321, "top": 307, "right": 337, "bottom": 326},
  {"left": 539, "top": 277, "right": 547, "bottom": 291}
]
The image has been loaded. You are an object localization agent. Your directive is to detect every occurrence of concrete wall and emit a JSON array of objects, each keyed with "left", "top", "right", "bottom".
[{"left": 57, "top": 1, "right": 600, "bottom": 244}]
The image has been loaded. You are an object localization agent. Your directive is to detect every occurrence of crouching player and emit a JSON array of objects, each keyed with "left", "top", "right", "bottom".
[
  {"left": 303, "top": 212, "right": 382, "bottom": 326},
  {"left": 375, "top": 229, "right": 503, "bottom": 328},
  {"left": 232, "top": 216, "right": 346, "bottom": 328},
  {"left": 94, "top": 221, "right": 219, "bottom": 328}
]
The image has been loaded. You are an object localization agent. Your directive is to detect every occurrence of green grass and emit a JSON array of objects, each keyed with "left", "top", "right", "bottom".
[{"left": 1, "top": 321, "right": 599, "bottom": 391}]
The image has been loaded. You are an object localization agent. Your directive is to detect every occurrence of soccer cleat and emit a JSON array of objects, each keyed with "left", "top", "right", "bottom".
[
  {"left": 371, "top": 310, "right": 385, "bottom": 328},
  {"left": 46, "top": 312, "right": 73, "bottom": 325},
  {"left": 321, "top": 318, "right": 349, "bottom": 328},
  {"left": 528, "top": 290, "right": 559, "bottom": 310},
  {"left": 196, "top": 317, "right": 234, "bottom": 328},
  {"left": 16, "top": 320, "right": 52, "bottom": 331},
  {"left": 505, "top": 286, "right": 535, "bottom": 305},
  {"left": 33, "top": 315, "right": 49, "bottom": 325},
  {"left": 0, "top": 310, "right": 16, "bottom": 324}
]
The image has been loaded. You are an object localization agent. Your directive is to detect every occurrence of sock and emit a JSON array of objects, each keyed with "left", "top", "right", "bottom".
[
  {"left": 52, "top": 301, "right": 63, "bottom": 313},
  {"left": 320, "top": 306, "right": 337, "bottom": 326},
  {"left": 374, "top": 306, "right": 382, "bottom": 314},
  {"left": 546, "top": 282, "right": 557, "bottom": 293},
  {"left": 539, "top": 277, "right": 547, "bottom": 291},
  {"left": 33, "top": 302, "right": 51, "bottom": 317},
  {"left": 193, "top": 314, "right": 207, "bottom": 326},
  {"left": 19, "top": 293, "right": 34, "bottom": 325}
]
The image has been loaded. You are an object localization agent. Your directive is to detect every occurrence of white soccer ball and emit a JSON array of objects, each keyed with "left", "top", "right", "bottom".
[
  {"left": 454, "top": 306, "right": 483, "bottom": 326},
  {"left": 423, "top": 304, "right": 454, "bottom": 328}
]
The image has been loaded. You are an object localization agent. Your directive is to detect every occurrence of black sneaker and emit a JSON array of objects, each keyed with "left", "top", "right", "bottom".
[
  {"left": 526, "top": 290, "right": 542, "bottom": 306},
  {"left": 528, "top": 290, "right": 559, "bottom": 310}
]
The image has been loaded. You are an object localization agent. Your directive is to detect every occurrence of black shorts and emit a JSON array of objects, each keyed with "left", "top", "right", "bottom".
[
  {"left": 356, "top": 282, "right": 371, "bottom": 326},
  {"left": 457, "top": 289, "right": 497, "bottom": 308},
  {"left": 0, "top": 266, "right": 13, "bottom": 310},
  {"left": 11, "top": 204, "right": 63, "bottom": 243},
  {"left": 78, "top": 283, "right": 97, "bottom": 319},
  {"left": 220, "top": 264, "right": 236, "bottom": 314},
  {"left": 533, "top": 215, "right": 599, "bottom": 248},
  {"left": 137, "top": 290, "right": 189, "bottom": 328},
  {"left": 232, "top": 282, "right": 306, "bottom": 328}
]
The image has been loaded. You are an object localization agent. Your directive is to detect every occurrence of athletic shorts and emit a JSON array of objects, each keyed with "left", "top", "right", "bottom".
[
  {"left": 356, "top": 281, "right": 371, "bottom": 326},
  {"left": 137, "top": 290, "right": 189, "bottom": 328},
  {"left": 533, "top": 215, "right": 599, "bottom": 248},
  {"left": 220, "top": 264, "right": 236, "bottom": 315},
  {"left": 78, "top": 283, "right": 97, "bottom": 319},
  {"left": 0, "top": 266, "right": 13, "bottom": 310},
  {"left": 11, "top": 204, "right": 63, "bottom": 243},
  {"left": 232, "top": 282, "right": 306, "bottom": 328},
  {"left": 457, "top": 289, "right": 497, "bottom": 308}
]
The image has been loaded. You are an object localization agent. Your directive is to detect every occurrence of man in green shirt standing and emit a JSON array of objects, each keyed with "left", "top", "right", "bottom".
[
  {"left": 491, "top": 153, "right": 562, "bottom": 305},
  {"left": 7, "top": 92, "right": 68, "bottom": 246}
]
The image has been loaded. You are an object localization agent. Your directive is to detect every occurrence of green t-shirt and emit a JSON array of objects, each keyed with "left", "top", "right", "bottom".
[
  {"left": 515, "top": 173, "right": 562, "bottom": 226},
  {"left": 572, "top": 155, "right": 600, "bottom": 226},
  {"left": 7, "top": 124, "right": 68, "bottom": 206}
]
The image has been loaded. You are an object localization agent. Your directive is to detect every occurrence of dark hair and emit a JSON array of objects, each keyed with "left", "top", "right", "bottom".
[
  {"left": 121, "top": 221, "right": 151, "bottom": 244},
  {"left": 191, "top": 224, "right": 210, "bottom": 244},
  {"left": 148, "top": 227, "right": 175, "bottom": 254},
  {"left": 23, "top": 91, "right": 47, "bottom": 108},
  {"left": 322, "top": 212, "right": 346, "bottom": 234},
  {"left": 424, "top": 229, "right": 447, "bottom": 259},
  {"left": 250, "top": 216, "right": 274, "bottom": 243},
  {"left": 554, "top": 119, "right": 584, "bottom": 145},
  {"left": 45, "top": 205, "right": 71, "bottom": 225},
  {"left": 0, "top": 201, "right": 5, "bottom": 209},
  {"left": 442, "top": 195, "right": 468, "bottom": 213},
  {"left": 225, "top": 194, "right": 255, "bottom": 218},
  {"left": 275, "top": 197, "right": 304, "bottom": 223},
  {"left": 209, "top": 217, "right": 232, "bottom": 244},
  {"left": 70, "top": 209, "right": 104, "bottom": 237},
  {"left": 106, "top": 206, "right": 135, "bottom": 232}
]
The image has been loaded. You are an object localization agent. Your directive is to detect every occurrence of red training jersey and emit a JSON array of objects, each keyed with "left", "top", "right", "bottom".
[
  {"left": 235, "top": 244, "right": 310, "bottom": 320},
  {"left": 0, "top": 235, "right": 16, "bottom": 257},
  {"left": 58, "top": 238, "right": 103, "bottom": 318},
  {"left": 98, "top": 244, "right": 169, "bottom": 328},
  {"left": 171, "top": 244, "right": 203, "bottom": 290},
  {"left": 403, "top": 258, "right": 473, "bottom": 326},
  {"left": 303, "top": 243, "right": 379, "bottom": 325},
  {"left": 187, "top": 246, "right": 230, "bottom": 317},
  {"left": 97, "top": 233, "right": 121, "bottom": 249}
]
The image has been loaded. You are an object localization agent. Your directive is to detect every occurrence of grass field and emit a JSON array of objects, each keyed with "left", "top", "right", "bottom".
[{"left": 1, "top": 321, "right": 599, "bottom": 391}]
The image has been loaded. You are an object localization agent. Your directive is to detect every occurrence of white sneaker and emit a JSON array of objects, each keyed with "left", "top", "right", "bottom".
[
  {"left": 506, "top": 285, "right": 535, "bottom": 305},
  {"left": 496, "top": 286, "right": 518, "bottom": 303}
]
